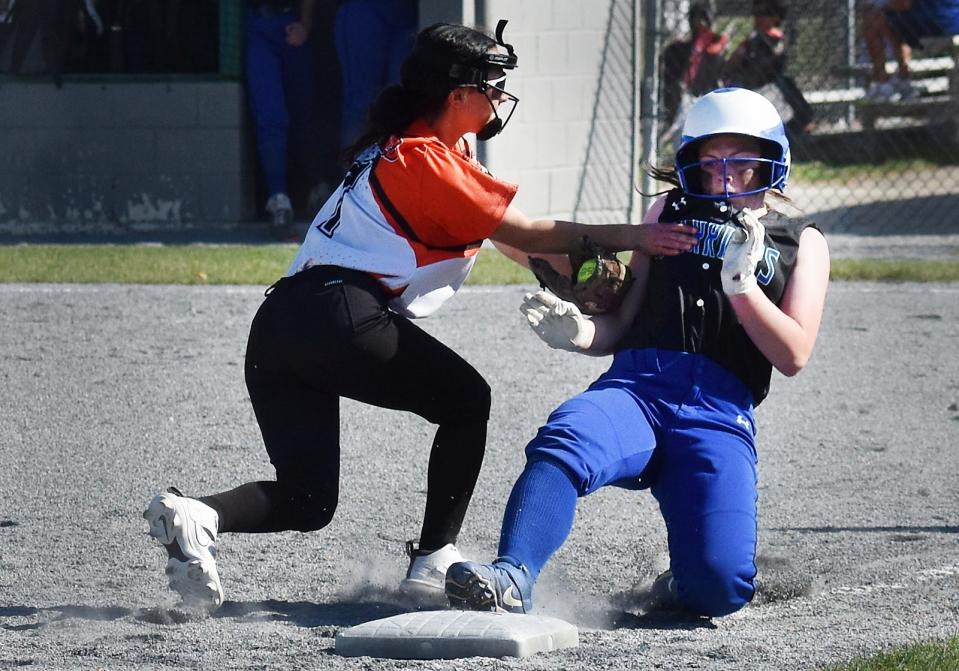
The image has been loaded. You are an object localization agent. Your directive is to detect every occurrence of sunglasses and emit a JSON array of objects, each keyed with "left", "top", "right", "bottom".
[{"left": 482, "top": 73, "right": 509, "bottom": 98}]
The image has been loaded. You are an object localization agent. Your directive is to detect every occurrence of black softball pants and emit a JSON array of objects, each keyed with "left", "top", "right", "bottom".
[{"left": 201, "top": 265, "right": 491, "bottom": 551}]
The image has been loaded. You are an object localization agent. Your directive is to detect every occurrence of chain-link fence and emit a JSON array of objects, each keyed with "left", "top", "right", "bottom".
[
  {"left": 570, "top": 0, "right": 640, "bottom": 225},
  {"left": 0, "top": 0, "right": 236, "bottom": 78},
  {"left": 654, "top": 0, "right": 959, "bottom": 235}
]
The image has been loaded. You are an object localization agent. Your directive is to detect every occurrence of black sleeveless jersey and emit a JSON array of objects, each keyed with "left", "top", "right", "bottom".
[{"left": 616, "top": 188, "right": 818, "bottom": 405}]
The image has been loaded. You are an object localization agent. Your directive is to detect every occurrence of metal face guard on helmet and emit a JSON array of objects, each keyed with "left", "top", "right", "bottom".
[
  {"left": 475, "top": 86, "right": 519, "bottom": 141},
  {"left": 449, "top": 19, "right": 521, "bottom": 140},
  {"left": 678, "top": 154, "right": 788, "bottom": 199},
  {"left": 675, "top": 87, "right": 791, "bottom": 199}
]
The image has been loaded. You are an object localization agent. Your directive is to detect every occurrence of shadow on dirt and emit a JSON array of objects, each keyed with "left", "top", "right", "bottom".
[
  {"left": 1, "top": 605, "right": 134, "bottom": 631},
  {"left": 0, "top": 600, "right": 408, "bottom": 631},
  {"left": 812, "top": 194, "right": 959, "bottom": 236},
  {"left": 771, "top": 525, "right": 959, "bottom": 534},
  {"left": 604, "top": 552, "right": 821, "bottom": 628},
  {"left": 210, "top": 599, "right": 406, "bottom": 628},
  {"left": 611, "top": 610, "right": 717, "bottom": 631}
]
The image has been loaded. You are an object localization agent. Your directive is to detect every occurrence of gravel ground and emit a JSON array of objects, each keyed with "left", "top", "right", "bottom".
[
  {"left": 1, "top": 280, "right": 957, "bottom": 670},
  {"left": 825, "top": 233, "right": 959, "bottom": 260}
]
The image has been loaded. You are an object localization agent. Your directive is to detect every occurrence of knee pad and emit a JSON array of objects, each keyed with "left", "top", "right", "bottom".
[
  {"left": 281, "top": 481, "right": 338, "bottom": 532},
  {"left": 674, "top": 559, "right": 756, "bottom": 617},
  {"left": 288, "top": 498, "right": 337, "bottom": 532}
]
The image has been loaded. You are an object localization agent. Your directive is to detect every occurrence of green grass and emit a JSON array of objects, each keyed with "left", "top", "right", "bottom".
[
  {"left": 0, "top": 244, "right": 957, "bottom": 284},
  {"left": 825, "top": 637, "right": 959, "bottom": 671},
  {"left": 791, "top": 158, "right": 948, "bottom": 183},
  {"left": 830, "top": 258, "right": 959, "bottom": 282},
  {"left": 465, "top": 247, "right": 541, "bottom": 285},
  {"left": 0, "top": 243, "right": 541, "bottom": 286},
  {"left": 0, "top": 244, "right": 298, "bottom": 285}
]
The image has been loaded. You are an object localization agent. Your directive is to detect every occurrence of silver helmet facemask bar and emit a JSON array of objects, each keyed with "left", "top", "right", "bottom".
[
  {"left": 449, "top": 19, "right": 520, "bottom": 141},
  {"left": 677, "top": 155, "right": 788, "bottom": 199}
]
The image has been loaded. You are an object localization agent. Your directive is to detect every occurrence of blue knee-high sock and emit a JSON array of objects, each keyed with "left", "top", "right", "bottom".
[{"left": 496, "top": 460, "right": 578, "bottom": 583}]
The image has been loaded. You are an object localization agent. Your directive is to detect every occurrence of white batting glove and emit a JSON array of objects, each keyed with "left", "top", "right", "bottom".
[
  {"left": 721, "top": 207, "right": 766, "bottom": 295},
  {"left": 520, "top": 290, "right": 593, "bottom": 351}
]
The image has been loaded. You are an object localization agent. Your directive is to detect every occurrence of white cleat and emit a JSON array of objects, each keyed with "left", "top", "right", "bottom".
[
  {"left": 400, "top": 541, "right": 465, "bottom": 607},
  {"left": 143, "top": 487, "right": 224, "bottom": 611}
]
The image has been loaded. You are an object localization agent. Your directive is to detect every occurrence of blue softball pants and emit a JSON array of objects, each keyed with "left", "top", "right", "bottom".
[
  {"left": 245, "top": 7, "right": 320, "bottom": 197},
  {"left": 499, "top": 348, "right": 759, "bottom": 617},
  {"left": 334, "top": 0, "right": 417, "bottom": 148}
]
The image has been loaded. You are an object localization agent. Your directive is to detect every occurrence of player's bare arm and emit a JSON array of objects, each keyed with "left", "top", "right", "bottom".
[
  {"left": 490, "top": 203, "right": 698, "bottom": 257},
  {"left": 579, "top": 199, "right": 666, "bottom": 354},
  {"left": 726, "top": 226, "right": 830, "bottom": 375}
]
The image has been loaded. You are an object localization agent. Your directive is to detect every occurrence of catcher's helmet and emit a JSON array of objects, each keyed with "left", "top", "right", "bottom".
[
  {"left": 448, "top": 19, "right": 520, "bottom": 141},
  {"left": 675, "top": 87, "right": 790, "bottom": 199}
]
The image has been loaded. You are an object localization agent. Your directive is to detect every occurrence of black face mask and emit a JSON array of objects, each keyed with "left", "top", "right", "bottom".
[
  {"left": 476, "top": 117, "right": 503, "bottom": 142},
  {"left": 475, "top": 84, "right": 513, "bottom": 141},
  {"left": 448, "top": 20, "right": 519, "bottom": 142},
  {"left": 474, "top": 72, "right": 518, "bottom": 141}
]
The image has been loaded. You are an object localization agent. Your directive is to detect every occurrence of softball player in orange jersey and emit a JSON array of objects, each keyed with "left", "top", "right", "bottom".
[{"left": 143, "top": 21, "right": 699, "bottom": 612}]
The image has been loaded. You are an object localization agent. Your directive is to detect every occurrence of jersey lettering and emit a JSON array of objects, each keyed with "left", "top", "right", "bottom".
[
  {"left": 689, "top": 219, "right": 741, "bottom": 260},
  {"left": 716, "top": 225, "right": 737, "bottom": 258},
  {"left": 317, "top": 157, "right": 374, "bottom": 238},
  {"left": 758, "top": 246, "right": 780, "bottom": 286},
  {"left": 632, "top": 187, "right": 814, "bottom": 405}
]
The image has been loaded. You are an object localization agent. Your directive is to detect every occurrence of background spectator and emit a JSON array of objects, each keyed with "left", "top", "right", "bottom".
[
  {"left": 660, "top": 1, "right": 730, "bottom": 149},
  {"left": 862, "top": 0, "right": 959, "bottom": 101},
  {"left": 245, "top": 0, "right": 328, "bottom": 239},
  {"left": 2, "top": 0, "right": 220, "bottom": 75},
  {"left": 0, "top": 0, "right": 19, "bottom": 66},
  {"left": 3, "top": 0, "right": 82, "bottom": 84},
  {"left": 722, "top": 0, "right": 814, "bottom": 140},
  {"left": 334, "top": 0, "right": 417, "bottom": 150},
  {"left": 862, "top": 0, "right": 915, "bottom": 100}
]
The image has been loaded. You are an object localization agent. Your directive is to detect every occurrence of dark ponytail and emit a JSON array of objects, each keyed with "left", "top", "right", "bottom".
[
  {"left": 344, "top": 22, "right": 497, "bottom": 161},
  {"left": 640, "top": 163, "right": 682, "bottom": 197},
  {"left": 345, "top": 85, "right": 429, "bottom": 161}
]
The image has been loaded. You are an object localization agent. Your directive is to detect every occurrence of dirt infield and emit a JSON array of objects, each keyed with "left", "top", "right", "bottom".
[{"left": 1, "top": 281, "right": 957, "bottom": 670}]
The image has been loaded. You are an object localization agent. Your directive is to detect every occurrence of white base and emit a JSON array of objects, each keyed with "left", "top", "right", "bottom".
[{"left": 335, "top": 610, "right": 579, "bottom": 659}]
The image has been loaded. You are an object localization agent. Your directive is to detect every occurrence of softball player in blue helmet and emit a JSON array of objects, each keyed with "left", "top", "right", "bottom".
[
  {"left": 446, "top": 87, "right": 830, "bottom": 618},
  {"left": 141, "top": 21, "right": 700, "bottom": 614}
]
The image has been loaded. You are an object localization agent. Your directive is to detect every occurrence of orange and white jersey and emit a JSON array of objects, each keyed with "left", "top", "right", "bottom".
[{"left": 287, "top": 121, "right": 518, "bottom": 318}]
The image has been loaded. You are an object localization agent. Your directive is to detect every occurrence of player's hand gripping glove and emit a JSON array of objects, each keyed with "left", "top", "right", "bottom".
[
  {"left": 528, "top": 236, "right": 633, "bottom": 315},
  {"left": 520, "top": 290, "right": 592, "bottom": 351},
  {"left": 721, "top": 207, "right": 766, "bottom": 295}
]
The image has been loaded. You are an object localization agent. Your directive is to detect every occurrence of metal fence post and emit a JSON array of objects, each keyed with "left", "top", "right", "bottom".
[{"left": 639, "top": 0, "right": 662, "bottom": 220}]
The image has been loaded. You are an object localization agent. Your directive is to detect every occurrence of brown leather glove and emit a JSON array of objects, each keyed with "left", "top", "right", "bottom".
[{"left": 528, "top": 235, "right": 633, "bottom": 315}]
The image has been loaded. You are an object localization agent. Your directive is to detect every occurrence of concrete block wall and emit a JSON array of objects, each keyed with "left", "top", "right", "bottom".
[
  {"left": 0, "top": 0, "right": 641, "bottom": 233},
  {"left": 0, "top": 80, "right": 254, "bottom": 233},
  {"left": 480, "top": 0, "right": 640, "bottom": 224}
]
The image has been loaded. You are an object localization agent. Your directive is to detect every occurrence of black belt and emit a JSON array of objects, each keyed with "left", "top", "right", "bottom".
[{"left": 266, "top": 265, "right": 388, "bottom": 301}]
